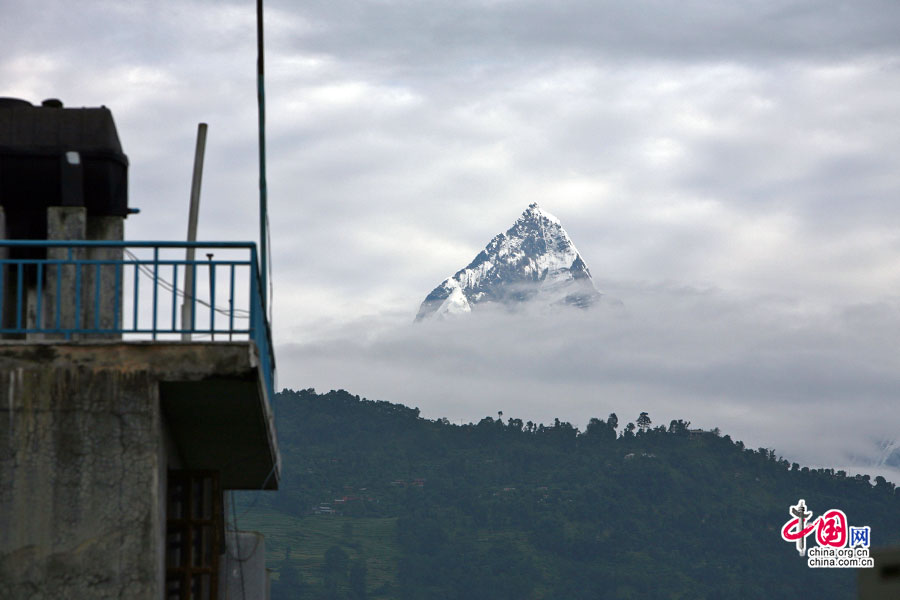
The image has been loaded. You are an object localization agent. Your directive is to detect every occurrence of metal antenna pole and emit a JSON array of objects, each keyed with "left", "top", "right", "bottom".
[
  {"left": 182, "top": 122, "right": 208, "bottom": 341},
  {"left": 256, "top": 0, "right": 268, "bottom": 311}
]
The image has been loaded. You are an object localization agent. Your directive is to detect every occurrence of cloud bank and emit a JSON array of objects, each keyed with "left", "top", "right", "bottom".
[
  {"left": 3, "top": 1, "right": 900, "bottom": 479},
  {"left": 281, "top": 285, "right": 900, "bottom": 479}
]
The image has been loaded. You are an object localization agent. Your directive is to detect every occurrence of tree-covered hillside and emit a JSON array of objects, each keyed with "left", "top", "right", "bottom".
[{"left": 237, "top": 389, "right": 900, "bottom": 599}]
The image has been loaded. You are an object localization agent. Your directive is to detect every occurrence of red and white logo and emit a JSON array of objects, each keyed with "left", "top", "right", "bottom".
[{"left": 779, "top": 499, "right": 873, "bottom": 568}]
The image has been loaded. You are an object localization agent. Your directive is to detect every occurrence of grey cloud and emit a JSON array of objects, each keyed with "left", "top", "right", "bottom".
[
  {"left": 4, "top": 0, "right": 900, "bottom": 481},
  {"left": 278, "top": 287, "right": 900, "bottom": 479},
  {"left": 280, "top": 0, "right": 900, "bottom": 74}
]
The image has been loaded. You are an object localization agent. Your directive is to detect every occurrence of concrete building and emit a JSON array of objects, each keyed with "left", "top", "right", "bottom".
[{"left": 0, "top": 98, "right": 279, "bottom": 599}]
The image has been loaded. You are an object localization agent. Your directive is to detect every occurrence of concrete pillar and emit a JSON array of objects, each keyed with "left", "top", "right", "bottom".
[
  {"left": 41, "top": 207, "right": 87, "bottom": 340},
  {"left": 4, "top": 208, "right": 124, "bottom": 340},
  {"left": 86, "top": 216, "right": 125, "bottom": 337}
]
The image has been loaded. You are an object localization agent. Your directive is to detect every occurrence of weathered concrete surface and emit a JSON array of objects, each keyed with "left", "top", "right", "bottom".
[
  {"left": 43, "top": 207, "right": 87, "bottom": 340},
  {"left": 84, "top": 215, "right": 125, "bottom": 336},
  {"left": 0, "top": 342, "right": 280, "bottom": 599},
  {"left": 0, "top": 360, "right": 161, "bottom": 599},
  {"left": 224, "top": 531, "right": 269, "bottom": 600}
]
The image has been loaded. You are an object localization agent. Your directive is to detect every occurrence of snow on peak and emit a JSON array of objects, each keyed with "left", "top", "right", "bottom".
[
  {"left": 521, "top": 202, "right": 561, "bottom": 226},
  {"left": 416, "top": 204, "right": 602, "bottom": 320}
]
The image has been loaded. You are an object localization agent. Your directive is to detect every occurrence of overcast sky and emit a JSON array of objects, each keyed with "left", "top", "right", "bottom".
[{"left": 3, "top": 0, "right": 900, "bottom": 477}]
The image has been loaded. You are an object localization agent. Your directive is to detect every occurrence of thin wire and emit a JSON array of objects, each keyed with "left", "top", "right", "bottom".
[
  {"left": 225, "top": 519, "right": 263, "bottom": 564},
  {"left": 125, "top": 248, "right": 250, "bottom": 317},
  {"left": 123, "top": 249, "right": 250, "bottom": 319},
  {"left": 233, "top": 463, "right": 278, "bottom": 520},
  {"left": 225, "top": 464, "right": 276, "bottom": 593}
]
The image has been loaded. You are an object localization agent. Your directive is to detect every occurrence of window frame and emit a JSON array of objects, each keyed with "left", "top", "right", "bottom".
[{"left": 165, "top": 469, "right": 223, "bottom": 600}]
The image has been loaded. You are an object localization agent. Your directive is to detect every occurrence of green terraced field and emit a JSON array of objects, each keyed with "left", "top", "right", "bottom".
[{"left": 236, "top": 510, "right": 399, "bottom": 596}]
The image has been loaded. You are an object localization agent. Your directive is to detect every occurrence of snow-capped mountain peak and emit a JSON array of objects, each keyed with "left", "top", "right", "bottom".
[{"left": 416, "top": 204, "right": 602, "bottom": 320}]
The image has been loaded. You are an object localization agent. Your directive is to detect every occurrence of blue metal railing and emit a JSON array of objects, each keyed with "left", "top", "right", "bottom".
[{"left": 0, "top": 240, "right": 276, "bottom": 400}]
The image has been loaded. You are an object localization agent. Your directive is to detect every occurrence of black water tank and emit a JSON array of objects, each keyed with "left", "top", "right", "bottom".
[{"left": 0, "top": 98, "right": 129, "bottom": 240}]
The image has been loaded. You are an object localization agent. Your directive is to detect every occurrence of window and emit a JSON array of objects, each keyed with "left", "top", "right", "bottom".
[{"left": 166, "top": 470, "right": 223, "bottom": 600}]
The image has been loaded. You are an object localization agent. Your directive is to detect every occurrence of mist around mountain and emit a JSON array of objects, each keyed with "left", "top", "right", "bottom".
[
  {"left": 240, "top": 389, "right": 900, "bottom": 600},
  {"left": 287, "top": 287, "right": 900, "bottom": 480},
  {"left": 416, "top": 204, "right": 606, "bottom": 320}
]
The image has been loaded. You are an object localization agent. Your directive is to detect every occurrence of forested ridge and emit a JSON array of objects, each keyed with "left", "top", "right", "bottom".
[{"left": 237, "top": 388, "right": 900, "bottom": 599}]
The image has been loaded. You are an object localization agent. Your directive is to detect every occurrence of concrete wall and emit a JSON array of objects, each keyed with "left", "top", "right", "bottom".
[
  {"left": 0, "top": 341, "right": 277, "bottom": 600},
  {"left": 224, "top": 531, "right": 269, "bottom": 600},
  {"left": 0, "top": 356, "right": 163, "bottom": 599}
]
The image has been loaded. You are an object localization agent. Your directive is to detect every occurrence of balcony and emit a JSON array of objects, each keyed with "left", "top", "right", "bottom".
[{"left": 0, "top": 239, "right": 275, "bottom": 403}]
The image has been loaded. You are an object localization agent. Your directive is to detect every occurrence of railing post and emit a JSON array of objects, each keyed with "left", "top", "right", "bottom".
[
  {"left": 208, "top": 256, "right": 216, "bottom": 338},
  {"left": 228, "top": 264, "right": 235, "bottom": 341},
  {"left": 93, "top": 263, "right": 101, "bottom": 331},
  {"left": 132, "top": 261, "right": 140, "bottom": 333},
  {"left": 114, "top": 261, "right": 121, "bottom": 331},
  {"left": 35, "top": 263, "right": 44, "bottom": 331},
  {"left": 249, "top": 249, "right": 259, "bottom": 339},
  {"left": 15, "top": 264, "right": 23, "bottom": 331},
  {"left": 74, "top": 261, "right": 82, "bottom": 337},
  {"left": 171, "top": 263, "right": 178, "bottom": 332},
  {"left": 152, "top": 246, "right": 159, "bottom": 340},
  {"left": 190, "top": 261, "right": 197, "bottom": 333}
]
